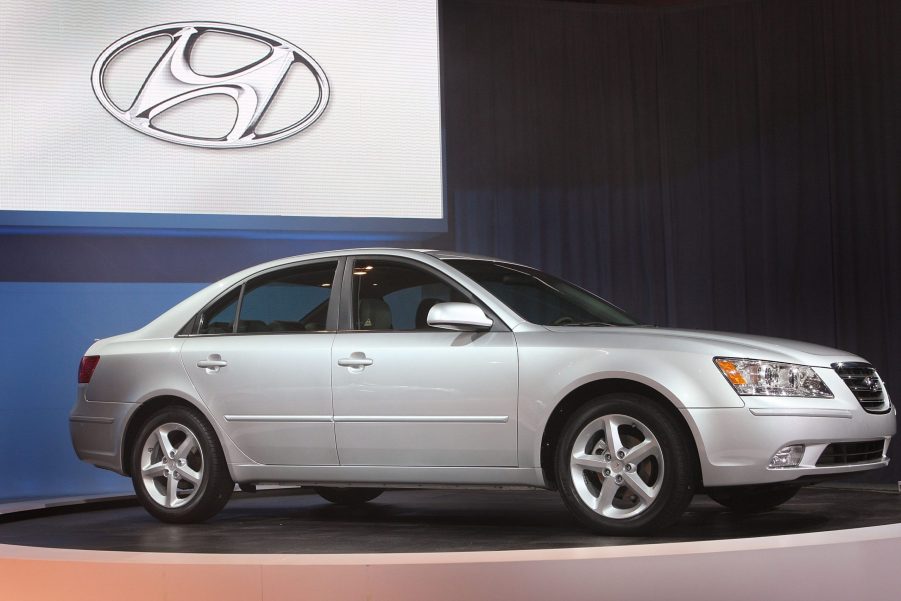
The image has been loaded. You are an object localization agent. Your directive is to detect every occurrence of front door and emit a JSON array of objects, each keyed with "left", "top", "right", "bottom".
[{"left": 331, "top": 258, "right": 519, "bottom": 467}]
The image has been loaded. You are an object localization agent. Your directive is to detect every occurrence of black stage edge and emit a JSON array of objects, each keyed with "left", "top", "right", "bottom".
[{"left": 0, "top": 486, "right": 898, "bottom": 554}]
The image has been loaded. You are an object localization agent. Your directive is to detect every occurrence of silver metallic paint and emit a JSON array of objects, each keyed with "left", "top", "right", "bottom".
[
  {"left": 331, "top": 330, "right": 518, "bottom": 466},
  {"left": 182, "top": 332, "right": 338, "bottom": 466},
  {"left": 70, "top": 248, "right": 895, "bottom": 490}
]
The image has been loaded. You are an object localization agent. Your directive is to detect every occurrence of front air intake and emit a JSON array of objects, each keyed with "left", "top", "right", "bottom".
[
  {"left": 816, "top": 440, "right": 885, "bottom": 466},
  {"left": 831, "top": 362, "right": 890, "bottom": 413}
]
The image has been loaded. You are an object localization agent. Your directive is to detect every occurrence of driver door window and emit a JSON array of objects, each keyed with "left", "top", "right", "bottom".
[{"left": 351, "top": 259, "right": 468, "bottom": 331}]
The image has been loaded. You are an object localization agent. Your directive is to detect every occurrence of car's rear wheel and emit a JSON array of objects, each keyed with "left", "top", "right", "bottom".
[
  {"left": 315, "top": 487, "right": 383, "bottom": 505},
  {"left": 555, "top": 393, "right": 696, "bottom": 534},
  {"left": 130, "top": 405, "right": 233, "bottom": 523},
  {"left": 706, "top": 484, "right": 800, "bottom": 513}
]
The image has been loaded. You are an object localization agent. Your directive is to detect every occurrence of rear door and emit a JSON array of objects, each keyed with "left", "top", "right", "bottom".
[{"left": 181, "top": 259, "right": 341, "bottom": 466}]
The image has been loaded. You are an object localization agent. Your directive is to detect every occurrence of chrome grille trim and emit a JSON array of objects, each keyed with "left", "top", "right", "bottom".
[{"left": 831, "top": 362, "right": 890, "bottom": 413}]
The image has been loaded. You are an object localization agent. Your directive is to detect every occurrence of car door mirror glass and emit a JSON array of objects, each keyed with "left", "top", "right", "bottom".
[{"left": 426, "top": 302, "right": 493, "bottom": 331}]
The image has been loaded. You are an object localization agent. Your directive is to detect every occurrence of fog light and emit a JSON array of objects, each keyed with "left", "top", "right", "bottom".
[{"left": 769, "top": 445, "right": 805, "bottom": 468}]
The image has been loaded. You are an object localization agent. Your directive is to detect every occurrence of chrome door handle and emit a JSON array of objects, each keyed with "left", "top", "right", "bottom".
[
  {"left": 337, "top": 357, "right": 373, "bottom": 367},
  {"left": 197, "top": 359, "right": 228, "bottom": 368}
]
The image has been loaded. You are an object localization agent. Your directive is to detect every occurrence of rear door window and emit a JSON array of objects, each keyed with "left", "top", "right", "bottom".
[
  {"left": 196, "top": 288, "right": 240, "bottom": 335},
  {"left": 237, "top": 261, "right": 338, "bottom": 333}
]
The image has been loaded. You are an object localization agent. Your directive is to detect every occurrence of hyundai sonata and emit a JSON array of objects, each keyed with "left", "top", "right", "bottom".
[{"left": 70, "top": 249, "right": 895, "bottom": 533}]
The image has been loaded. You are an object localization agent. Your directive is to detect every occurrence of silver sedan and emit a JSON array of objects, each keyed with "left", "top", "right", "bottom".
[{"left": 70, "top": 249, "right": 895, "bottom": 533}]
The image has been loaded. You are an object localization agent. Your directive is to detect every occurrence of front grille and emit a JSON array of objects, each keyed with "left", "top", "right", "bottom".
[
  {"left": 831, "top": 362, "right": 890, "bottom": 413},
  {"left": 816, "top": 440, "right": 885, "bottom": 466}
]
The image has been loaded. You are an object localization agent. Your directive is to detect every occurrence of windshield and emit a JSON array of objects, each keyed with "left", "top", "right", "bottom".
[{"left": 445, "top": 259, "right": 640, "bottom": 327}]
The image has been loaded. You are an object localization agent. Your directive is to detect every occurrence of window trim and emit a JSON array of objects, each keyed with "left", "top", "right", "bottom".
[
  {"left": 338, "top": 256, "right": 509, "bottom": 333},
  {"left": 177, "top": 257, "right": 345, "bottom": 337}
]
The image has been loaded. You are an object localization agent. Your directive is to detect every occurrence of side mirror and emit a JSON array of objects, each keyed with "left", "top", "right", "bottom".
[{"left": 426, "top": 302, "right": 493, "bottom": 332}]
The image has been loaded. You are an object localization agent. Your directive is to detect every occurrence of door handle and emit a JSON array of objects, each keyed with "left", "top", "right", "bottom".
[
  {"left": 197, "top": 360, "right": 228, "bottom": 368},
  {"left": 197, "top": 354, "right": 228, "bottom": 370},
  {"left": 337, "top": 355, "right": 373, "bottom": 368}
]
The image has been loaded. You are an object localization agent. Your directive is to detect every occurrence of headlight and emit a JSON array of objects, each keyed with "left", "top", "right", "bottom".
[{"left": 714, "top": 358, "right": 833, "bottom": 398}]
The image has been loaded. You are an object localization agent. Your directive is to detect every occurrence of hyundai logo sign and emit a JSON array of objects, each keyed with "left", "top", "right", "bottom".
[{"left": 91, "top": 22, "right": 329, "bottom": 148}]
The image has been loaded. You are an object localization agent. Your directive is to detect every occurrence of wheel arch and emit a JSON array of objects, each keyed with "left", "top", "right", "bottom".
[
  {"left": 539, "top": 378, "right": 702, "bottom": 490},
  {"left": 121, "top": 395, "right": 214, "bottom": 476}
]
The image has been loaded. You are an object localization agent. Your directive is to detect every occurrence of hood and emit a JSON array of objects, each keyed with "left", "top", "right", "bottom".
[{"left": 542, "top": 325, "right": 865, "bottom": 367}]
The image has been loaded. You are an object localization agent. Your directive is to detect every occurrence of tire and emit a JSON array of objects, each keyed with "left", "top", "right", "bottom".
[
  {"left": 707, "top": 484, "right": 800, "bottom": 513},
  {"left": 130, "top": 405, "right": 234, "bottom": 523},
  {"left": 555, "top": 393, "right": 696, "bottom": 535},
  {"left": 315, "top": 487, "right": 383, "bottom": 505}
]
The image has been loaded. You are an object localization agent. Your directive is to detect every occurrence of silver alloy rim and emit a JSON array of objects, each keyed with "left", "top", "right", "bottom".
[
  {"left": 140, "top": 422, "right": 204, "bottom": 509},
  {"left": 569, "top": 413, "right": 664, "bottom": 519}
]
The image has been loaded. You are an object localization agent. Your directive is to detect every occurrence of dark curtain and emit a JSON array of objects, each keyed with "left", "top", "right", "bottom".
[{"left": 441, "top": 0, "right": 901, "bottom": 482}]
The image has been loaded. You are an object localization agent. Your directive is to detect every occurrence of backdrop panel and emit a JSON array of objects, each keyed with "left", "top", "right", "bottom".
[
  {"left": 0, "top": 0, "right": 896, "bottom": 499},
  {"left": 442, "top": 0, "right": 900, "bottom": 482}
]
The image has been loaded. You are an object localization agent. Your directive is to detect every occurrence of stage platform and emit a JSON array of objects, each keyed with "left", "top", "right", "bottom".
[{"left": 1, "top": 485, "right": 899, "bottom": 600}]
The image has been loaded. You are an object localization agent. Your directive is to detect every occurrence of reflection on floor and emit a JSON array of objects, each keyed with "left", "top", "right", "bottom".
[{"left": 0, "top": 486, "right": 898, "bottom": 554}]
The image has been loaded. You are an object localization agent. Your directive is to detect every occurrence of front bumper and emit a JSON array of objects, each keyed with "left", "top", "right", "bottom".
[{"left": 688, "top": 401, "right": 895, "bottom": 487}]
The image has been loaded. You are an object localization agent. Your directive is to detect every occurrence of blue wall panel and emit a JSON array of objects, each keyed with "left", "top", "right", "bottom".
[{"left": 0, "top": 282, "right": 204, "bottom": 499}]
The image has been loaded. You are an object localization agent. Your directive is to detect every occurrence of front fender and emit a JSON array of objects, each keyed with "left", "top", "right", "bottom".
[{"left": 514, "top": 331, "right": 742, "bottom": 468}]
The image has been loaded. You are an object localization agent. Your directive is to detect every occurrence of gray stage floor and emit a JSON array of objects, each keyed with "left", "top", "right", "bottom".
[{"left": 0, "top": 486, "right": 898, "bottom": 554}]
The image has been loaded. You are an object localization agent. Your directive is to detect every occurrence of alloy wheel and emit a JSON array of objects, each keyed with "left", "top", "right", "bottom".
[
  {"left": 569, "top": 413, "right": 664, "bottom": 519},
  {"left": 139, "top": 422, "right": 205, "bottom": 509}
]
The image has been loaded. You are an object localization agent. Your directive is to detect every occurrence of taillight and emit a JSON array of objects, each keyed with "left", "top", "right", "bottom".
[{"left": 78, "top": 355, "right": 100, "bottom": 384}]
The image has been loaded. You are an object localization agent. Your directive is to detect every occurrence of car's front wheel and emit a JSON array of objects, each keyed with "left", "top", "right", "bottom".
[
  {"left": 555, "top": 393, "right": 696, "bottom": 534},
  {"left": 130, "top": 405, "right": 234, "bottom": 523},
  {"left": 706, "top": 484, "right": 800, "bottom": 513}
]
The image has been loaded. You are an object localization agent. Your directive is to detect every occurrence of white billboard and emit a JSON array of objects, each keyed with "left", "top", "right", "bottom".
[{"left": 0, "top": 1, "right": 443, "bottom": 228}]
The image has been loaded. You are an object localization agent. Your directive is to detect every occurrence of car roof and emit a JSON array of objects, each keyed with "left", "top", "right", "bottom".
[
  {"left": 421, "top": 249, "right": 509, "bottom": 262},
  {"left": 260, "top": 247, "right": 511, "bottom": 265}
]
